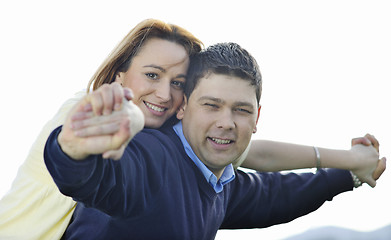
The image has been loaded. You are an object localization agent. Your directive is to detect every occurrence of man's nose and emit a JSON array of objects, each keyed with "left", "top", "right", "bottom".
[{"left": 215, "top": 109, "right": 235, "bottom": 130}]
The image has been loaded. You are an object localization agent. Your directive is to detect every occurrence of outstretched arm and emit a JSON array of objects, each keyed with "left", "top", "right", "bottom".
[{"left": 239, "top": 135, "right": 386, "bottom": 187}]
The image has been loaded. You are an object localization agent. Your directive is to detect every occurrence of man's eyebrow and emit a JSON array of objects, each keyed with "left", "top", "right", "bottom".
[
  {"left": 233, "top": 101, "right": 255, "bottom": 108},
  {"left": 198, "top": 96, "right": 224, "bottom": 103}
]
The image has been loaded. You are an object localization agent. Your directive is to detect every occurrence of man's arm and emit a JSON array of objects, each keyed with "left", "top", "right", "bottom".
[
  {"left": 222, "top": 168, "right": 354, "bottom": 229},
  {"left": 44, "top": 83, "right": 147, "bottom": 218},
  {"left": 44, "top": 126, "right": 161, "bottom": 218}
]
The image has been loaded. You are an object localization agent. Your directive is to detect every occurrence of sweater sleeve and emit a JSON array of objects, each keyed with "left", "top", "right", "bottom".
[
  {"left": 221, "top": 169, "right": 353, "bottom": 229},
  {"left": 44, "top": 126, "right": 103, "bottom": 198},
  {"left": 44, "top": 126, "right": 169, "bottom": 219}
]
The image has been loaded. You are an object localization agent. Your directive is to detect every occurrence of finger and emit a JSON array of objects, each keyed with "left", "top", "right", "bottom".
[
  {"left": 72, "top": 111, "right": 126, "bottom": 130},
  {"left": 83, "top": 103, "right": 93, "bottom": 112},
  {"left": 87, "top": 91, "right": 104, "bottom": 116},
  {"left": 373, "top": 157, "right": 387, "bottom": 181},
  {"left": 74, "top": 121, "right": 121, "bottom": 137},
  {"left": 111, "top": 82, "right": 124, "bottom": 111},
  {"left": 71, "top": 111, "right": 94, "bottom": 122},
  {"left": 110, "top": 118, "right": 131, "bottom": 150},
  {"left": 351, "top": 137, "right": 371, "bottom": 146},
  {"left": 365, "top": 133, "right": 380, "bottom": 152},
  {"left": 71, "top": 111, "right": 95, "bottom": 130},
  {"left": 123, "top": 87, "right": 134, "bottom": 101},
  {"left": 100, "top": 84, "right": 115, "bottom": 116}
]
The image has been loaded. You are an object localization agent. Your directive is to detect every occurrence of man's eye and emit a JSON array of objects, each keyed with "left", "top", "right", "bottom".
[
  {"left": 204, "top": 103, "right": 218, "bottom": 108},
  {"left": 236, "top": 108, "right": 252, "bottom": 114},
  {"left": 145, "top": 73, "right": 158, "bottom": 80}
]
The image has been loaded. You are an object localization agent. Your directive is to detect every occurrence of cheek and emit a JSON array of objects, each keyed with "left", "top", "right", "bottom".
[
  {"left": 124, "top": 78, "right": 148, "bottom": 103},
  {"left": 171, "top": 90, "right": 184, "bottom": 108},
  {"left": 123, "top": 72, "right": 148, "bottom": 92},
  {"left": 239, "top": 120, "right": 257, "bottom": 138}
]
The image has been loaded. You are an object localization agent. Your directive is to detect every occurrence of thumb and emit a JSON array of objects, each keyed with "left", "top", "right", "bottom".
[
  {"left": 102, "top": 145, "right": 126, "bottom": 160},
  {"left": 109, "top": 118, "right": 131, "bottom": 152},
  {"left": 365, "top": 177, "right": 376, "bottom": 188},
  {"left": 351, "top": 137, "right": 371, "bottom": 146},
  {"left": 373, "top": 157, "right": 387, "bottom": 180}
]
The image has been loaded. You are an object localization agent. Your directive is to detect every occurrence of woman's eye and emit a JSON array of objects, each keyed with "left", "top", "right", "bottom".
[{"left": 145, "top": 73, "right": 158, "bottom": 80}]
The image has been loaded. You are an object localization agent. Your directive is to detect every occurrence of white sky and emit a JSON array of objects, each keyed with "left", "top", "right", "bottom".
[{"left": 0, "top": 1, "right": 390, "bottom": 239}]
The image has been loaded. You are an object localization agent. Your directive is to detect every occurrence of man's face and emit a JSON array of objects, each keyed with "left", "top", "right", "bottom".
[{"left": 177, "top": 73, "right": 259, "bottom": 177}]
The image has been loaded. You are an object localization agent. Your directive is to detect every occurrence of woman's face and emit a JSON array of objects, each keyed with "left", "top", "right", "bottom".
[{"left": 115, "top": 38, "right": 189, "bottom": 128}]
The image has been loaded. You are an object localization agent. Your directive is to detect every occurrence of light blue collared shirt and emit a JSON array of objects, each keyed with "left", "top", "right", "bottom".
[{"left": 173, "top": 122, "right": 235, "bottom": 193}]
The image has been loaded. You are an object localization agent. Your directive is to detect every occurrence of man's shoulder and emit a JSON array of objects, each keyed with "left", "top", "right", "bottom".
[
  {"left": 137, "top": 125, "right": 176, "bottom": 140},
  {"left": 131, "top": 126, "right": 181, "bottom": 153}
]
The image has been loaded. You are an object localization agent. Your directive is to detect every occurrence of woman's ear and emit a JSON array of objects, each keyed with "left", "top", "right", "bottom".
[
  {"left": 114, "top": 72, "right": 124, "bottom": 85},
  {"left": 176, "top": 96, "right": 188, "bottom": 120}
]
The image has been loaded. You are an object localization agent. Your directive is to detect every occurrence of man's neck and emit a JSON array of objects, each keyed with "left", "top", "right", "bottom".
[{"left": 172, "top": 121, "right": 235, "bottom": 193}]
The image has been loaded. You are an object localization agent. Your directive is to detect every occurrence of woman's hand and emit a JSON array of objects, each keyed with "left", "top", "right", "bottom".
[
  {"left": 350, "top": 134, "right": 386, "bottom": 187},
  {"left": 58, "top": 83, "right": 144, "bottom": 160}
]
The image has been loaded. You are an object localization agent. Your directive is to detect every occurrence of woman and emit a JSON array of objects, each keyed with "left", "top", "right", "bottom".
[
  {"left": 0, "top": 19, "right": 381, "bottom": 239},
  {"left": 0, "top": 18, "right": 202, "bottom": 240}
]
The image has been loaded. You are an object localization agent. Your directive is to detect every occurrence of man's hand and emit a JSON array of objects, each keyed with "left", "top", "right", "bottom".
[{"left": 58, "top": 83, "right": 144, "bottom": 160}]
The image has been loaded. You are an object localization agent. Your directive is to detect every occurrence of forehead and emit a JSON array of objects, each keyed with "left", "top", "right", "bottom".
[
  {"left": 192, "top": 73, "right": 257, "bottom": 106},
  {"left": 134, "top": 38, "right": 189, "bottom": 68}
]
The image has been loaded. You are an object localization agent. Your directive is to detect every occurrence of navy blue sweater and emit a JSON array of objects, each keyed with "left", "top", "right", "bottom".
[{"left": 44, "top": 126, "right": 353, "bottom": 240}]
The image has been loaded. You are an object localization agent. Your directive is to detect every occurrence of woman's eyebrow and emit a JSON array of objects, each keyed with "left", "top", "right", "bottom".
[
  {"left": 176, "top": 74, "right": 187, "bottom": 79},
  {"left": 143, "top": 64, "right": 165, "bottom": 72}
]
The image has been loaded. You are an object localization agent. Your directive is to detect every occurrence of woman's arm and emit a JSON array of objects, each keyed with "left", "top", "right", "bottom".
[
  {"left": 241, "top": 135, "right": 378, "bottom": 171},
  {"left": 239, "top": 135, "right": 386, "bottom": 187}
]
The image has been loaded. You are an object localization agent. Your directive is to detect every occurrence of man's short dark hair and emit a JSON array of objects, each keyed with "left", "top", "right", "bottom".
[{"left": 185, "top": 42, "right": 262, "bottom": 104}]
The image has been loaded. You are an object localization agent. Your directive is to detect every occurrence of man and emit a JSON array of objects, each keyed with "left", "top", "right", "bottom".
[{"left": 44, "top": 43, "right": 385, "bottom": 239}]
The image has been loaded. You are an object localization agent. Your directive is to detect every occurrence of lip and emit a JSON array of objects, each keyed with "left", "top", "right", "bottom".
[
  {"left": 143, "top": 101, "right": 168, "bottom": 116},
  {"left": 207, "top": 137, "right": 235, "bottom": 150}
]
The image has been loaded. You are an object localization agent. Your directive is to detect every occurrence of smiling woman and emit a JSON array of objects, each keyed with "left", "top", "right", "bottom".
[
  {"left": 114, "top": 38, "right": 190, "bottom": 128},
  {"left": 0, "top": 18, "right": 203, "bottom": 240}
]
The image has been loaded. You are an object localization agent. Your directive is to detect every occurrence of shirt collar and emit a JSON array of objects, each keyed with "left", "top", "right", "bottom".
[{"left": 173, "top": 121, "right": 235, "bottom": 193}]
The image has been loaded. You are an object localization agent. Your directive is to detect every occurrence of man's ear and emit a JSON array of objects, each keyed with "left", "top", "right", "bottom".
[
  {"left": 176, "top": 96, "right": 188, "bottom": 120},
  {"left": 253, "top": 105, "right": 262, "bottom": 134}
]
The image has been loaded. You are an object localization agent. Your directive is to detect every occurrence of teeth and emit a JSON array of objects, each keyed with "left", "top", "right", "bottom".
[
  {"left": 211, "top": 138, "right": 232, "bottom": 144},
  {"left": 145, "top": 102, "right": 165, "bottom": 112}
]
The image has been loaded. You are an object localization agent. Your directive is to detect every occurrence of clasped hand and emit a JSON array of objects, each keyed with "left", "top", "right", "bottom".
[
  {"left": 58, "top": 83, "right": 144, "bottom": 160},
  {"left": 350, "top": 134, "right": 386, "bottom": 187}
]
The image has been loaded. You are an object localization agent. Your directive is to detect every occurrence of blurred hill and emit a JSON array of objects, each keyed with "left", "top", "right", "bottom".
[{"left": 284, "top": 224, "right": 391, "bottom": 240}]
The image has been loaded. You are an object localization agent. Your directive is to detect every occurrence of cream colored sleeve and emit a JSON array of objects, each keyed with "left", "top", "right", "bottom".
[{"left": 0, "top": 91, "right": 85, "bottom": 240}]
